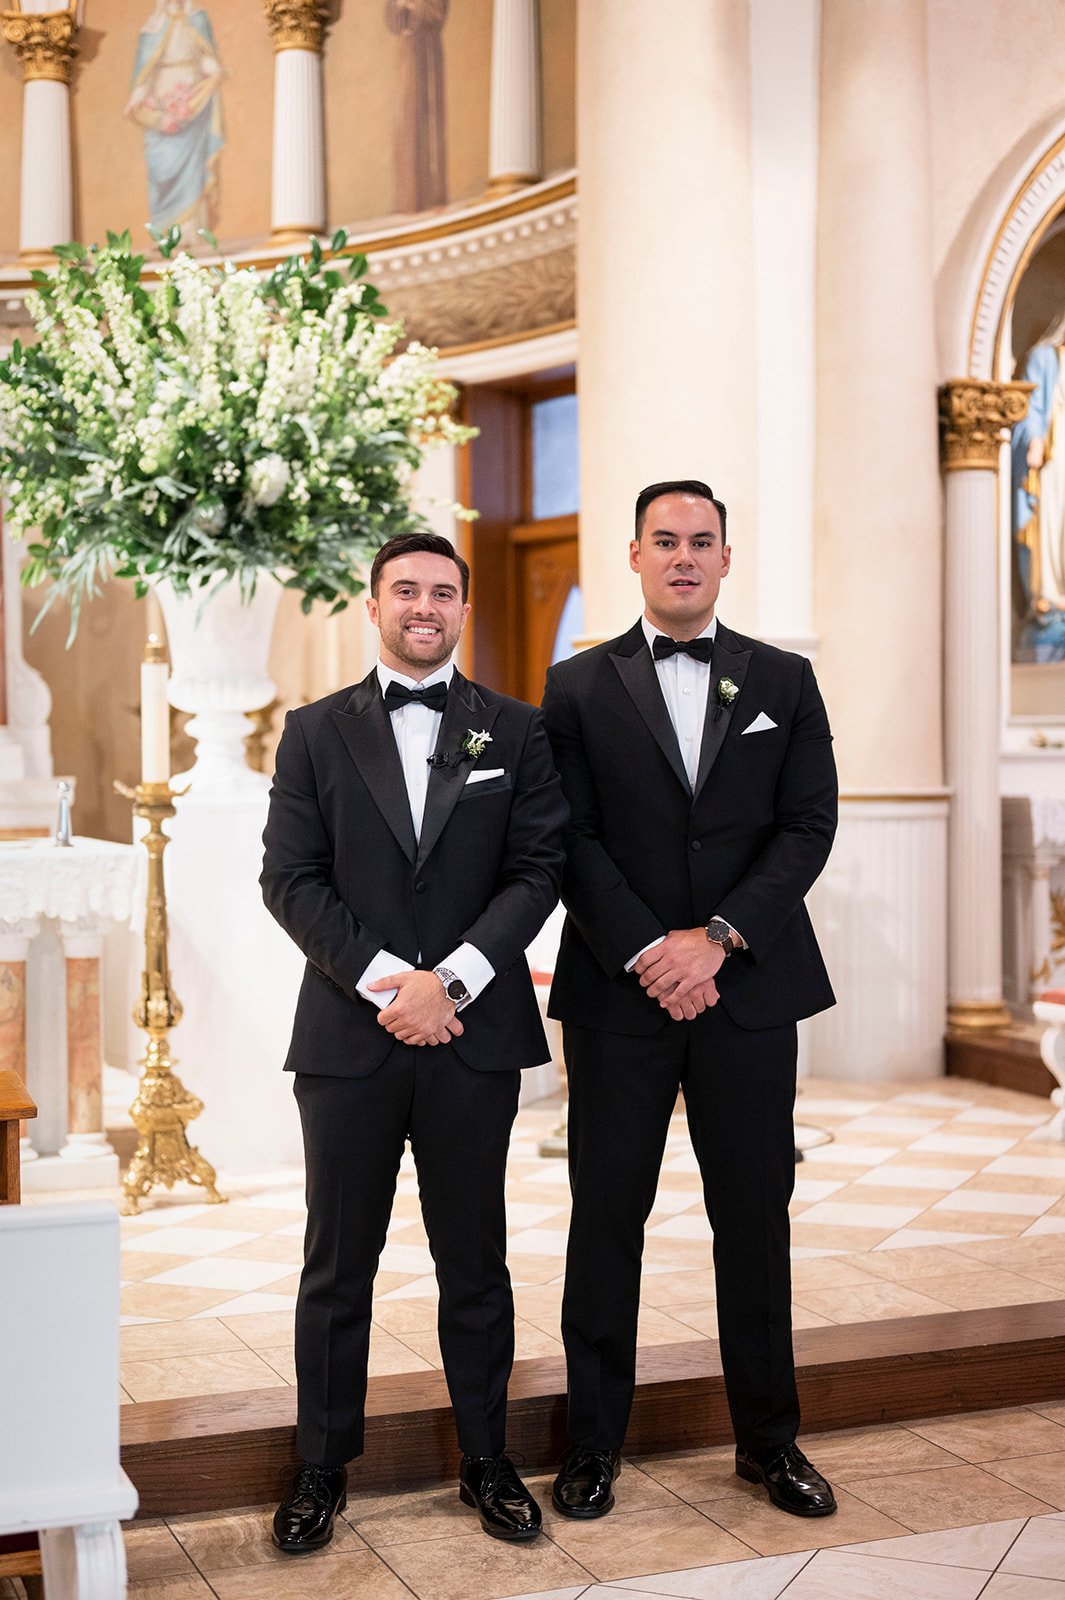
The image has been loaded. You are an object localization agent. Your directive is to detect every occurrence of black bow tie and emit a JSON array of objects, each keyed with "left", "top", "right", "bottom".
[
  {"left": 652, "top": 635, "right": 713, "bottom": 663},
  {"left": 383, "top": 680, "right": 449, "bottom": 712}
]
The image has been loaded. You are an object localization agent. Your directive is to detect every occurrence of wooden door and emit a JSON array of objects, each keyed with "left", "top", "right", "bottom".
[{"left": 510, "top": 516, "right": 579, "bottom": 705}]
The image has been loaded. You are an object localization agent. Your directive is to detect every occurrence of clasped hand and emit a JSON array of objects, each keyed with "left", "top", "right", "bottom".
[
  {"left": 366, "top": 969, "right": 464, "bottom": 1046},
  {"left": 634, "top": 928, "right": 723, "bottom": 1021}
]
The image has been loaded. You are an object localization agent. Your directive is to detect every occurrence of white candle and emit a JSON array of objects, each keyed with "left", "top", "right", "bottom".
[{"left": 140, "top": 634, "right": 170, "bottom": 784}]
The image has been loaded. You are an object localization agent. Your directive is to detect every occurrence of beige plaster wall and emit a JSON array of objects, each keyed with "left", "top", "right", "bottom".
[
  {"left": 927, "top": 0, "right": 1065, "bottom": 283},
  {"left": 0, "top": 47, "right": 20, "bottom": 260},
  {"left": 541, "top": 0, "right": 576, "bottom": 177}
]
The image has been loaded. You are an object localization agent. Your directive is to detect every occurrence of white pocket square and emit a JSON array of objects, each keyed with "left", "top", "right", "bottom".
[
  {"left": 742, "top": 712, "right": 778, "bottom": 735},
  {"left": 465, "top": 767, "right": 506, "bottom": 784}
]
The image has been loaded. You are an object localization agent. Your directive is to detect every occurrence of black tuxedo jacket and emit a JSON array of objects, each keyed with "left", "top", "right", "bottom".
[
  {"left": 261, "top": 669, "right": 567, "bottom": 1076},
  {"left": 542, "top": 620, "right": 837, "bottom": 1034}
]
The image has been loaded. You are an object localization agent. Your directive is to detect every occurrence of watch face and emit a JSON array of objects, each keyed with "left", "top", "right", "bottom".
[{"left": 446, "top": 979, "right": 468, "bottom": 1001}]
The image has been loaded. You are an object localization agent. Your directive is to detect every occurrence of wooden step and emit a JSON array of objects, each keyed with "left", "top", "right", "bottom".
[
  {"left": 121, "top": 1301, "right": 1065, "bottom": 1518},
  {"left": 946, "top": 1024, "right": 1054, "bottom": 1098}
]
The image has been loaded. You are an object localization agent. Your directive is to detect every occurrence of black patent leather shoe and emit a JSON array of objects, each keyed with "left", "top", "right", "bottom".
[
  {"left": 272, "top": 1461, "right": 348, "bottom": 1553},
  {"left": 735, "top": 1442, "right": 837, "bottom": 1517},
  {"left": 459, "top": 1453, "right": 542, "bottom": 1541},
  {"left": 551, "top": 1445, "right": 621, "bottom": 1519}
]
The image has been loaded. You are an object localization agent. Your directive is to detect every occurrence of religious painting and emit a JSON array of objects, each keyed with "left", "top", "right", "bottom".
[
  {"left": 125, "top": 0, "right": 225, "bottom": 236},
  {"left": 386, "top": 0, "right": 450, "bottom": 214}
]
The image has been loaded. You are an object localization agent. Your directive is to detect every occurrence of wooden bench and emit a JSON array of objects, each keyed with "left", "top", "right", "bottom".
[{"left": 0, "top": 1068, "right": 35, "bottom": 1204}]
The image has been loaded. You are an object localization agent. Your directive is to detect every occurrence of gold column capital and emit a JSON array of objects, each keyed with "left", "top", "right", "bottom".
[
  {"left": 1, "top": 8, "right": 79, "bottom": 85},
  {"left": 938, "top": 378, "right": 1033, "bottom": 473},
  {"left": 263, "top": 0, "right": 327, "bottom": 53}
]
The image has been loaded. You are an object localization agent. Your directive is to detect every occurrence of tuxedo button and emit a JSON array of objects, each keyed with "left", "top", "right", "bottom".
[
  {"left": 415, "top": 881, "right": 426, "bottom": 894},
  {"left": 690, "top": 840, "right": 702, "bottom": 852}
]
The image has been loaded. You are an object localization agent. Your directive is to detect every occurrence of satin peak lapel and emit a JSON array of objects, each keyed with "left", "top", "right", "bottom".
[
  {"left": 416, "top": 677, "right": 501, "bottom": 869},
  {"left": 611, "top": 641, "right": 691, "bottom": 796},
  {"left": 331, "top": 677, "right": 417, "bottom": 864},
  {"left": 693, "top": 629, "right": 752, "bottom": 800}
]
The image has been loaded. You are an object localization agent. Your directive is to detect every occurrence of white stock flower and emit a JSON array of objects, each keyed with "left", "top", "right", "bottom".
[{"left": 248, "top": 454, "right": 291, "bottom": 507}]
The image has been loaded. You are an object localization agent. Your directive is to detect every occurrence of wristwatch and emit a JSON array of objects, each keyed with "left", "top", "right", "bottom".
[
  {"left": 705, "top": 917, "right": 739, "bottom": 957},
  {"left": 434, "top": 966, "right": 470, "bottom": 1005}
]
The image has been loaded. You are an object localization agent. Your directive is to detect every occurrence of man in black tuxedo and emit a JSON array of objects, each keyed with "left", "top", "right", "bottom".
[
  {"left": 542, "top": 480, "right": 838, "bottom": 1521},
  {"left": 261, "top": 532, "right": 566, "bottom": 1550}
]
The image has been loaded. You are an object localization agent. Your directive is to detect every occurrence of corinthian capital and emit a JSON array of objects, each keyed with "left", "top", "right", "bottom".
[
  {"left": 263, "top": 0, "right": 328, "bottom": 52},
  {"left": 939, "top": 379, "right": 1033, "bottom": 472},
  {"left": 1, "top": 8, "right": 79, "bottom": 84}
]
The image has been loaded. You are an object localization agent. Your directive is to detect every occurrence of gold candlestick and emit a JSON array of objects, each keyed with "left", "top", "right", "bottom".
[{"left": 114, "top": 778, "right": 225, "bottom": 1216}]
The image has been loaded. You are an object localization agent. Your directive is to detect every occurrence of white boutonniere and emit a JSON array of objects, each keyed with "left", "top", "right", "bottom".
[
  {"left": 461, "top": 729, "right": 493, "bottom": 762},
  {"left": 716, "top": 677, "right": 739, "bottom": 707}
]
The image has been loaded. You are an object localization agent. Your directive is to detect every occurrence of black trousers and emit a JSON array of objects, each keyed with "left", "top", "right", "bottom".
[
  {"left": 561, "top": 1005, "right": 799, "bottom": 1455},
  {"left": 293, "top": 1046, "right": 521, "bottom": 1467}
]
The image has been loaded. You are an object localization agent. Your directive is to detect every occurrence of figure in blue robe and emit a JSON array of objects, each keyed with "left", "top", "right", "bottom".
[
  {"left": 1011, "top": 328, "right": 1065, "bottom": 662},
  {"left": 125, "top": 2, "right": 225, "bottom": 236}
]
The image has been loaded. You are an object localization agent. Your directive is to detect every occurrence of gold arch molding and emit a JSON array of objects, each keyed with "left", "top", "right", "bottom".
[{"left": 968, "top": 128, "right": 1065, "bottom": 378}]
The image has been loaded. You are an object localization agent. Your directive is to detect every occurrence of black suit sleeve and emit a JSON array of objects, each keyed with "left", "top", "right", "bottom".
[
  {"left": 260, "top": 709, "right": 386, "bottom": 999},
  {"left": 715, "top": 657, "right": 837, "bottom": 959},
  {"left": 542, "top": 666, "right": 665, "bottom": 978},
  {"left": 459, "top": 708, "right": 568, "bottom": 977}
]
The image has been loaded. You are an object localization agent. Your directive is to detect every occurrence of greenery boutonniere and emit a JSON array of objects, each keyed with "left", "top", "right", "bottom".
[
  {"left": 716, "top": 677, "right": 739, "bottom": 708},
  {"left": 461, "top": 729, "right": 493, "bottom": 762}
]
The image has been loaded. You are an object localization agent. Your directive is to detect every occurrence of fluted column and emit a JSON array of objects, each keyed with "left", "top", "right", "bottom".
[
  {"left": 264, "top": 0, "right": 327, "bottom": 241},
  {"left": 486, "top": 0, "right": 541, "bottom": 198},
  {"left": 1, "top": 2, "right": 79, "bottom": 263},
  {"left": 577, "top": 0, "right": 758, "bottom": 640},
  {"left": 940, "top": 380, "right": 1032, "bottom": 1030}
]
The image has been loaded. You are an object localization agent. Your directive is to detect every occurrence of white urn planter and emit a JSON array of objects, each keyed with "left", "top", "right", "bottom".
[{"left": 154, "top": 574, "right": 284, "bottom": 800}]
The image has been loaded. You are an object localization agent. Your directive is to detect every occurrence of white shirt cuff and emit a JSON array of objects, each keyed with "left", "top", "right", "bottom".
[
  {"left": 356, "top": 949, "right": 415, "bottom": 1008},
  {"left": 626, "top": 935, "right": 665, "bottom": 972},
  {"left": 716, "top": 918, "right": 748, "bottom": 950},
  {"left": 438, "top": 942, "right": 495, "bottom": 1008}
]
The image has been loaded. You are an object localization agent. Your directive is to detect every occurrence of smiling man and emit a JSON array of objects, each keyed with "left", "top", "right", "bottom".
[
  {"left": 542, "top": 480, "right": 839, "bottom": 1523},
  {"left": 261, "top": 531, "right": 567, "bottom": 1550}
]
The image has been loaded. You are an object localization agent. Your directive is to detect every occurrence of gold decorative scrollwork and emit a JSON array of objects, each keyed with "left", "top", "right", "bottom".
[
  {"left": 262, "top": 0, "right": 327, "bottom": 53},
  {"left": 938, "top": 379, "right": 1033, "bottom": 472},
  {"left": 1, "top": 9, "right": 78, "bottom": 84}
]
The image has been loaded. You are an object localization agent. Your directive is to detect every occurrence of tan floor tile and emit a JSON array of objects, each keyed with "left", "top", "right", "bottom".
[
  {"left": 790, "top": 1257, "right": 881, "bottom": 1291},
  {"left": 189, "top": 1205, "right": 306, "bottom": 1232},
  {"left": 629, "top": 1442, "right": 749, "bottom": 1504},
  {"left": 639, "top": 1269, "right": 720, "bottom": 1308},
  {"left": 382, "top": 1528, "right": 591, "bottom": 1600},
  {"left": 831, "top": 1184, "right": 957, "bottom": 1209},
  {"left": 121, "top": 1252, "right": 197, "bottom": 1283},
  {"left": 514, "top": 1319, "right": 565, "bottom": 1360},
  {"left": 512, "top": 1285, "right": 565, "bottom": 1319},
  {"left": 120, "top": 1318, "right": 245, "bottom": 1363},
  {"left": 999, "top": 1511, "right": 1065, "bottom": 1579},
  {"left": 534, "top": 1461, "right": 682, "bottom": 1523},
  {"left": 793, "top": 1282, "right": 952, "bottom": 1322},
  {"left": 396, "top": 1330, "right": 443, "bottom": 1369},
  {"left": 950, "top": 1238, "right": 1065, "bottom": 1271},
  {"left": 545, "top": 1503, "right": 751, "bottom": 1581},
  {"left": 502, "top": 1254, "right": 569, "bottom": 1285},
  {"left": 124, "top": 1522, "right": 197, "bottom": 1581},
  {"left": 907, "top": 1409, "right": 1065, "bottom": 1463},
  {"left": 912, "top": 1212, "right": 1027, "bottom": 1238},
  {"left": 256, "top": 1271, "right": 303, "bottom": 1296},
  {"left": 171, "top": 1503, "right": 363, "bottom": 1570},
  {"left": 637, "top": 1307, "right": 702, "bottom": 1346},
  {"left": 202, "top": 1549, "right": 412, "bottom": 1599},
  {"left": 1033, "top": 1402, "right": 1065, "bottom": 1428},
  {"left": 370, "top": 1329, "right": 437, "bottom": 1375},
  {"left": 782, "top": 1547, "right": 990, "bottom": 1599},
  {"left": 955, "top": 1172, "right": 1065, "bottom": 1197},
  {"left": 121, "top": 1348, "right": 290, "bottom": 1402},
  {"left": 919, "top": 1271, "right": 1060, "bottom": 1311},
  {"left": 981, "top": 1571, "right": 1065, "bottom": 1597},
  {"left": 849, "top": 1246, "right": 986, "bottom": 1283},
  {"left": 257, "top": 1345, "right": 295, "bottom": 1383},
  {"left": 698, "top": 1486, "right": 907, "bottom": 1554},
  {"left": 790, "top": 1225, "right": 901, "bottom": 1252},
  {"left": 664, "top": 1301, "right": 719, "bottom": 1337},
  {"left": 370, "top": 1299, "right": 440, "bottom": 1336},
  {"left": 793, "top": 1305, "right": 834, "bottom": 1329},
  {"left": 985, "top": 1452, "right": 1065, "bottom": 1508},
  {"left": 128, "top": 1577, "right": 217, "bottom": 1599},
  {"left": 642, "top": 1240, "right": 715, "bottom": 1271},
  {"left": 121, "top": 1283, "right": 234, "bottom": 1320},
  {"left": 221, "top": 1310, "right": 296, "bottom": 1349},
  {"left": 843, "top": 1463, "right": 1054, "bottom": 1531},
  {"left": 214, "top": 1236, "right": 305, "bottom": 1266},
  {"left": 347, "top": 1481, "right": 491, "bottom": 1547},
  {"left": 371, "top": 1270, "right": 428, "bottom": 1296},
  {"left": 803, "top": 1424, "right": 967, "bottom": 1481}
]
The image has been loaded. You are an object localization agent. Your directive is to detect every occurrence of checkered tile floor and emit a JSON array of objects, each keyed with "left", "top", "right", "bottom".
[{"left": 21, "top": 1075, "right": 1065, "bottom": 1406}]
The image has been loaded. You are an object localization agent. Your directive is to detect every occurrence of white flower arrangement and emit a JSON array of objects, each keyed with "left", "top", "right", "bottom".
[
  {"left": 461, "top": 729, "right": 493, "bottom": 761},
  {"left": 0, "top": 227, "right": 475, "bottom": 637},
  {"left": 716, "top": 677, "right": 739, "bottom": 706}
]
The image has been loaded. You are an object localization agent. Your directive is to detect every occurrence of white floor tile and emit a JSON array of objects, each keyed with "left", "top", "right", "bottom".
[
  {"left": 874, "top": 1228, "right": 1000, "bottom": 1250},
  {"left": 802, "top": 1143, "right": 903, "bottom": 1166},
  {"left": 377, "top": 1274, "right": 439, "bottom": 1300},
  {"left": 1024, "top": 1216, "right": 1065, "bottom": 1236},
  {"left": 853, "top": 1165, "right": 977, "bottom": 1190},
  {"left": 503, "top": 1202, "right": 571, "bottom": 1228},
  {"left": 507, "top": 1228, "right": 572, "bottom": 1256},
  {"left": 932, "top": 1190, "right": 1056, "bottom": 1217},
  {"left": 782, "top": 1548, "right": 987, "bottom": 1599},
  {"left": 240, "top": 1188, "right": 307, "bottom": 1210},
  {"left": 792, "top": 1180, "right": 849, "bottom": 1204},
  {"left": 911, "top": 1134, "right": 1019, "bottom": 1157},
  {"left": 985, "top": 1155, "right": 1065, "bottom": 1179},
  {"left": 122, "top": 1227, "right": 260, "bottom": 1257},
  {"left": 894, "top": 1092, "right": 976, "bottom": 1108},
  {"left": 647, "top": 1215, "right": 713, "bottom": 1241},
  {"left": 377, "top": 1242, "right": 437, "bottom": 1274},
  {"left": 121, "top": 1203, "right": 213, "bottom": 1228},
  {"left": 795, "top": 1099, "right": 885, "bottom": 1118},
  {"left": 650, "top": 1189, "right": 712, "bottom": 1216},
  {"left": 838, "top": 1115, "right": 946, "bottom": 1136},
  {"left": 951, "top": 1108, "right": 1050, "bottom": 1127},
  {"left": 797, "top": 1201, "right": 925, "bottom": 1230},
  {"left": 144, "top": 1257, "right": 294, "bottom": 1292},
  {"left": 790, "top": 1246, "right": 847, "bottom": 1259},
  {"left": 607, "top": 1551, "right": 813, "bottom": 1598},
  {"left": 839, "top": 1518, "right": 1027, "bottom": 1569},
  {"left": 188, "top": 1292, "right": 298, "bottom": 1319},
  {"left": 999, "top": 1512, "right": 1065, "bottom": 1579}
]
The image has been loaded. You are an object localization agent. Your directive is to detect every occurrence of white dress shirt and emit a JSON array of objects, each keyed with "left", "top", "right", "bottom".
[
  {"left": 626, "top": 615, "right": 745, "bottom": 969},
  {"left": 354, "top": 659, "right": 495, "bottom": 1010}
]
